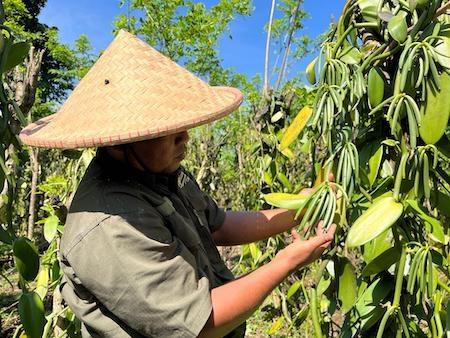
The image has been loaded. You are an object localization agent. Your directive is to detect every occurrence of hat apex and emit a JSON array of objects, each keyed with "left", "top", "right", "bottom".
[{"left": 19, "top": 30, "right": 243, "bottom": 148}]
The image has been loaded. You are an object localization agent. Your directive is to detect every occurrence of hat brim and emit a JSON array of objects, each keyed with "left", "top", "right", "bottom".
[{"left": 19, "top": 86, "right": 242, "bottom": 149}]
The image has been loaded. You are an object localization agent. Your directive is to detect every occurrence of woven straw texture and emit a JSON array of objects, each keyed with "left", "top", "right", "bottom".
[{"left": 19, "top": 30, "right": 243, "bottom": 149}]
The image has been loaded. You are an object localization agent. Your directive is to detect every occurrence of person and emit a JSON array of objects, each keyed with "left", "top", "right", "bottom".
[{"left": 19, "top": 30, "right": 336, "bottom": 338}]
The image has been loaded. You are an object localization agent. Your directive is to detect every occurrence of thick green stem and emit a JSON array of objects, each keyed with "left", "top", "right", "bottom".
[
  {"left": 331, "top": 25, "right": 354, "bottom": 59},
  {"left": 376, "top": 306, "right": 394, "bottom": 338},
  {"left": 353, "top": 22, "right": 379, "bottom": 28},
  {"left": 310, "top": 287, "right": 323, "bottom": 338},
  {"left": 437, "top": 278, "right": 450, "bottom": 293},
  {"left": 337, "top": 1, "right": 358, "bottom": 37},
  {"left": 369, "top": 45, "right": 402, "bottom": 69},
  {"left": 313, "top": 246, "right": 338, "bottom": 285},
  {"left": 369, "top": 96, "right": 394, "bottom": 116},
  {"left": 361, "top": 44, "right": 401, "bottom": 72},
  {"left": 393, "top": 153, "right": 408, "bottom": 201},
  {"left": 393, "top": 245, "right": 407, "bottom": 308}
]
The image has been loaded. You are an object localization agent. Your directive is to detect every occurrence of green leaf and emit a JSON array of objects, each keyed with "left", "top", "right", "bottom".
[
  {"left": 35, "top": 268, "right": 49, "bottom": 300},
  {"left": 287, "top": 281, "right": 301, "bottom": 299},
  {"left": 382, "top": 139, "right": 399, "bottom": 147},
  {"left": 13, "top": 237, "right": 40, "bottom": 281},
  {"left": 340, "top": 46, "right": 362, "bottom": 65},
  {"left": 368, "top": 68, "right": 385, "bottom": 109},
  {"left": 280, "top": 147, "right": 295, "bottom": 159},
  {"left": 436, "top": 135, "right": 450, "bottom": 159},
  {"left": 43, "top": 215, "right": 59, "bottom": 243},
  {"left": 358, "top": 0, "right": 382, "bottom": 23},
  {"left": 337, "top": 258, "right": 357, "bottom": 313},
  {"left": 2, "top": 42, "right": 30, "bottom": 73},
  {"left": 277, "top": 172, "right": 292, "bottom": 191},
  {"left": 18, "top": 292, "right": 46, "bottom": 338},
  {"left": 368, "top": 144, "right": 383, "bottom": 187},
  {"left": 263, "top": 171, "right": 273, "bottom": 187},
  {"left": 0, "top": 224, "right": 13, "bottom": 245},
  {"left": 347, "top": 197, "right": 403, "bottom": 247},
  {"left": 267, "top": 316, "right": 284, "bottom": 335},
  {"left": 280, "top": 107, "right": 313, "bottom": 150},
  {"left": 263, "top": 192, "right": 309, "bottom": 210},
  {"left": 248, "top": 243, "right": 261, "bottom": 263},
  {"left": 434, "top": 36, "right": 450, "bottom": 69},
  {"left": 292, "top": 306, "right": 309, "bottom": 327},
  {"left": 362, "top": 229, "right": 393, "bottom": 264},
  {"left": 435, "top": 190, "right": 450, "bottom": 217},
  {"left": 61, "top": 149, "right": 83, "bottom": 160},
  {"left": 388, "top": 13, "right": 408, "bottom": 43},
  {"left": 355, "top": 277, "right": 393, "bottom": 331},
  {"left": 406, "top": 200, "right": 446, "bottom": 244},
  {"left": 317, "top": 275, "right": 332, "bottom": 296},
  {"left": 362, "top": 246, "right": 401, "bottom": 276},
  {"left": 419, "top": 71, "right": 450, "bottom": 144},
  {"left": 51, "top": 260, "right": 61, "bottom": 283},
  {"left": 306, "top": 57, "right": 317, "bottom": 85}
]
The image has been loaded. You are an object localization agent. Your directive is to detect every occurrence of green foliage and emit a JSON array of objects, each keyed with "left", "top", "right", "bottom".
[
  {"left": 18, "top": 292, "right": 46, "bottom": 338},
  {"left": 269, "top": 0, "right": 311, "bottom": 60},
  {"left": 1, "top": 41, "right": 29, "bottom": 73},
  {"left": 0, "top": 0, "right": 95, "bottom": 336},
  {"left": 12, "top": 237, "right": 39, "bottom": 281},
  {"left": 268, "top": 0, "right": 450, "bottom": 336},
  {"left": 115, "top": 0, "right": 252, "bottom": 84},
  {"left": 10, "top": 0, "right": 450, "bottom": 337}
]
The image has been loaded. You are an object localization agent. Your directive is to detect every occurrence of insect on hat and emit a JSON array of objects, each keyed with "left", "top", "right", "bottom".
[{"left": 19, "top": 30, "right": 243, "bottom": 149}]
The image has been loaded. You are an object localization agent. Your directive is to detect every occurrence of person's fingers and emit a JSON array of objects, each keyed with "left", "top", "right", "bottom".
[
  {"left": 319, "top": 239, "right": 333, "bottom": 249},
  {"left": 291, "top": 228, "right": 301, "bottom": 241},
  {"left": 328, "top": 172, "right": 335, "bottom": 182},
  {"left": 316, "top": 221, "right": 324, "bottom": 235},
  {"left": 326, "top": 223, "right": 337, "bottom": 237},
  {"left": 299, "top": 188, "right": 315, "bottom": 196},
  {"left": 312, "top": 244, "right": 328, "bottom": 257},
  {"left": 304, "top": 230, "right": 334, "bottom": 250}
]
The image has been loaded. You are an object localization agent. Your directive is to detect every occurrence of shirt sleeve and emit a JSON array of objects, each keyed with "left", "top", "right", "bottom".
[
  {"left": 65, "top": 207, "right": 212, "bottom": 338},
  {"left": 203, "top": 193, "right": 226, "bottom": 233}
]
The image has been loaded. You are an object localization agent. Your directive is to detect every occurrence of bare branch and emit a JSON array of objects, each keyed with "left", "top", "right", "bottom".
[
  {"left": 436, "top": 1, "right": 450, "bottom": 18},
  {"left": 263, "top": 0, "right": 276, "bottom": 98},
  {"left": 275, "top": 0, "right": 302, "bottom": 91}
]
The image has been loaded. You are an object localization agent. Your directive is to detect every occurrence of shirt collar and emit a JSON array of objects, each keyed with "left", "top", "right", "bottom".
[{"left": 95, "top": 148, "right": 180, "bottom": 193}]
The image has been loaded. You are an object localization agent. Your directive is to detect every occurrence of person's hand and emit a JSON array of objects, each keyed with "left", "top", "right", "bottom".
[
  {"left": 298, "top": 187, "right": 315, "bottom": 197},
  {"left": 301, "top": 172, "right": 334, "bottom": 196},
  {"left": 275, "top": 221, "right": 336, "bottom": 273}
]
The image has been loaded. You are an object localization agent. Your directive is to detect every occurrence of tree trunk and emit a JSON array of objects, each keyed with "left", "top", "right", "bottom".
[
  {"left": 275, "top": 0, "right": 302, "bottom": 90},
  {"left": 27, "top": 148, "right": 38, "bottom": 239},
  {"left": 13, "top": 46, "right": 45, "bottom": 116},
  {"left": 11, "top": 46, "right": 44, "bottom": 238}
]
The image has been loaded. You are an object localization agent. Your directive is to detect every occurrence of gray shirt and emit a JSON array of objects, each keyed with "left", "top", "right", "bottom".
[{"left": 59, "top": 149, "right": 246, "bottom": 337}]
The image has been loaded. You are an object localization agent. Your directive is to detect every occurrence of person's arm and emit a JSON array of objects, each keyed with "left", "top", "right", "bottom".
[
  {"left": 212, "top": 187, "right": 316, "bottom": 246},
  {"left": 199, "top": 223, "right": 336, "bottom": 338},
  {"left": 212, "top": 208, "right": 297, "bottom": 246}
]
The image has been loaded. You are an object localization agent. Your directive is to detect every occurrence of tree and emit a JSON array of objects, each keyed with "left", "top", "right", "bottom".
[{"left": 114, "top": 0, "right": 252, "bottom": 85}]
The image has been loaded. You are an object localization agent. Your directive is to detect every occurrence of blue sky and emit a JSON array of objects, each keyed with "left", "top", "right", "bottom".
[{"left": 39, "top": 0, "right": 345, "bottom": 83}]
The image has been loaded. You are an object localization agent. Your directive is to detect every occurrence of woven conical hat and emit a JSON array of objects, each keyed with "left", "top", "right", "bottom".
[{"left": 19, "top": 30, "right": 243, "bottom": 149}]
